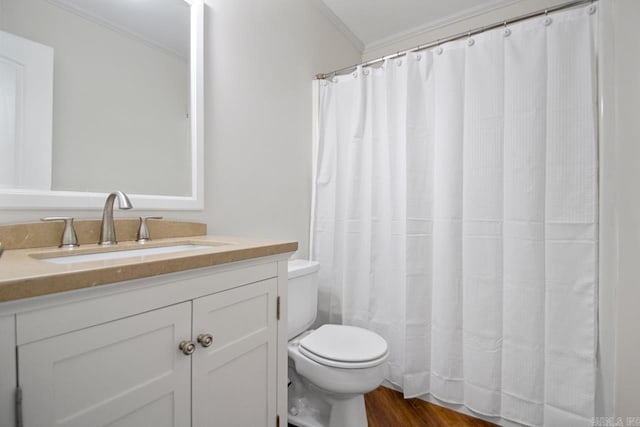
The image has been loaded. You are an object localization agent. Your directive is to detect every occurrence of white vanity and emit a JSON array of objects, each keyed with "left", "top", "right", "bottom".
[{"left": 0, "top": 229, "right": 296, "bottom": 427}]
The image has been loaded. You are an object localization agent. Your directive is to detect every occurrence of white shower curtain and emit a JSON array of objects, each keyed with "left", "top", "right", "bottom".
[{"left": 311, "top": 5, "right": 598, "bottom": 427}]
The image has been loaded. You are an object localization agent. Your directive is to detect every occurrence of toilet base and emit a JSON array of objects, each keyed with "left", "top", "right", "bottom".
[
  {"left": 288, "top": 411, "right": 324, "bottom": 427},
  {"left": 288, "top": 395, "right": 367, "bottom": 427},
  {"left": 288, "top": 365, "right": 369, "bottom": 427},
  {"left": 327, "top": 394, "right": 367, "bottom": 427}
]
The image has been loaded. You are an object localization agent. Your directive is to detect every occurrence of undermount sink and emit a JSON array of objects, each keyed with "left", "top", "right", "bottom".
[{"left": 37, "top": 244, "right": 217, "bottom": 264}]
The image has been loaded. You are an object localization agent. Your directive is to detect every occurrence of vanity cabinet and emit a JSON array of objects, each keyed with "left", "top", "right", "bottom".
[{"left": 0, "top": 258, "right": 288, "bottom": 427}]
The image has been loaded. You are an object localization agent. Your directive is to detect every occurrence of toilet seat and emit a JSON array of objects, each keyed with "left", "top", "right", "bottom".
[{"left": 298, "top": 324, "right": 388, "bottom": 369}]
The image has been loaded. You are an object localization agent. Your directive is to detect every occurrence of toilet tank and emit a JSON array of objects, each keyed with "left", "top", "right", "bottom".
[{"left": 287, "top": 260, "right": 320, "bottom": 340}]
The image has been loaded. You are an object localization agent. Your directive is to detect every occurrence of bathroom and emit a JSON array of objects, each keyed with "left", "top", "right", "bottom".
[{"left": 0, "top": 0, "right": 638, "bottom": 425}]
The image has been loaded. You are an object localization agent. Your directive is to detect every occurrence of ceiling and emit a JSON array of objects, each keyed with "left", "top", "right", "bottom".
[
  {"left": 49, "top": 0, "right": 190, "bottom": 59},
  {"left": 51, "top": 0, "right": 529, "bottom": 61},
  {"left": 317, "top": 0, "right": 521, "bottom": 51}
]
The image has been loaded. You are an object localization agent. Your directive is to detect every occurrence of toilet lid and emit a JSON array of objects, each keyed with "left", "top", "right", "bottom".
[{"left": 299, "top": 324, "right": 388, "bottom": 366}]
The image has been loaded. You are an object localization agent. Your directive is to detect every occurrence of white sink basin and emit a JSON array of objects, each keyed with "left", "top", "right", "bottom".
[{"left": 40, "top": 244, "right": 214, "bottom": 264}]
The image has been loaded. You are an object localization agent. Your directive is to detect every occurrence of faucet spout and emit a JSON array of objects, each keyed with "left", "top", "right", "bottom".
[{"left": 99, "top": 191, "right": 133, "bottom": 245}]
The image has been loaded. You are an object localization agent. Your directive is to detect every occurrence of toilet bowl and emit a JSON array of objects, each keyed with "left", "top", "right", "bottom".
[{"left": 287, "top": 260, "right": 388, "bottom": 427}]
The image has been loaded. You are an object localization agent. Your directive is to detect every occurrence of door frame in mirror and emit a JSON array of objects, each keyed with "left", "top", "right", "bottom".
[{"left": 0, "top": 0, "right": 204, "bottom": 211}]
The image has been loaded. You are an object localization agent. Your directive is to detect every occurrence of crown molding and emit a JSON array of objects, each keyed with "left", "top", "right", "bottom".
[
  {"left": 310, "top": 0, "right": 365, "bottom": 53},
  {"left": 363, "top": 0, "right": 525, "bottom": 57},
  {"left": 46, "top": 0, "right": 189, "bottom": 60}
]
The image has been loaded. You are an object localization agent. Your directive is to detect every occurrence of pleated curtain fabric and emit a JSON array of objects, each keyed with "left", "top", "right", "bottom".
[{"left": 311, "top": 5, "right": 598, "bottom": 426}]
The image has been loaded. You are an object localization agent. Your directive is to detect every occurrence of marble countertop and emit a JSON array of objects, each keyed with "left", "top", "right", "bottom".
[{"left": 0, "top": 235, "right": 297, "bottom": 303}]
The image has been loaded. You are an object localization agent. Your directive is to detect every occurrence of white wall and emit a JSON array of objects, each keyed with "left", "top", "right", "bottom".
[
  {"left": 609, "top": 0, "right": 640, "bottom": 418},
  {"left": 202, "top": 0, "right": 361, "bottom": 256},
  {"left": 0, "top": 0, "right": 361, "bottom": 259},
  {"left": 598, "top": 0, "right": 617, "bottom": 418}
]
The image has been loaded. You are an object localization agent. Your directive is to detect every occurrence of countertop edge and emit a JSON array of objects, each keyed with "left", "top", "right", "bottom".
[{"left": 0, "top": 237, "right": 298, "bottom": 303}]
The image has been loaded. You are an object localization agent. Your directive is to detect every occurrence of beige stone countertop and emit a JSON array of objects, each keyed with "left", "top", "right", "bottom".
[{"left": 0, "top": 235, "right": 298, "bottom": 303}]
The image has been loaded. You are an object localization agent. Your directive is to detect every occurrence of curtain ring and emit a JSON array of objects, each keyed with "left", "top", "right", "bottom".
[
  {"left": 467, "top": 32, "right": 474, "bottom": 47},
  {"left": 503, "top": 21, "right": 511, "bottom": 37},
  {"left": 435, "top": 39, "right": 443, "bottom": 55},
  {"left": 395, "top": 52, "right": 402, "bottom": 66}
]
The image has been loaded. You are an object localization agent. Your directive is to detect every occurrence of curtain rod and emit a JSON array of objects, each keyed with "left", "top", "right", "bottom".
[{"left": 315, "top": 0, "right": 596, "bottom": 80}]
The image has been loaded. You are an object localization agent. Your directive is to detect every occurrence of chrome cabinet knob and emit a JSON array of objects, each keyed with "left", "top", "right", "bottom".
[
  {"left": 197, "top": 333, "right": 213, "bottom": 347},
  {"left": 179, "top": 340, "right": 196, "bottom": 355}
]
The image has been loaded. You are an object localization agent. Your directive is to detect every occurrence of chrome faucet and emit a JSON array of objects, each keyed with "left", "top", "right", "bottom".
[{"left": 99, "top": 191, "right": 133, "bottom": 245}]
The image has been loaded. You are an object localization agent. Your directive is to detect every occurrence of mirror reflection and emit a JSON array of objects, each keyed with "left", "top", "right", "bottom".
[{"left": 0, "top": 0, "right": 192, "bottom": 197}]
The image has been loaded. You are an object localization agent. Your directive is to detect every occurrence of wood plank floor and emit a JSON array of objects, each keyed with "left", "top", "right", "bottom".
[
  {"left": 288, "top": 386, "right": 497, "bottom": 427},
  {"left": 364, "top": 386, "right": 497, "bottom": 427}
]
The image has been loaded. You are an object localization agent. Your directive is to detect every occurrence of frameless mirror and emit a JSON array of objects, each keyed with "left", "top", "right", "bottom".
[{"left": 0, "top": 0, "right": 204, "bottom": 209}]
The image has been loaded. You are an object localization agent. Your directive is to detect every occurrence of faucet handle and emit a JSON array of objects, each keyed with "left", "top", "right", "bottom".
[
  {"left": 137, "top": 216, "right": 162, "bottom": 243},
  {"left": 41, "top": 217, "right": 79, "bottom": 248}
]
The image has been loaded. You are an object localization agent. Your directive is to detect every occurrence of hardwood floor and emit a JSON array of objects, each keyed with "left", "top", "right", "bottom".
[
  {"left": 364, "top": 386, "right": 497, "bottom": 427},
  {"left": 288, "top": 386, "right": 497, "bottom": 427}
]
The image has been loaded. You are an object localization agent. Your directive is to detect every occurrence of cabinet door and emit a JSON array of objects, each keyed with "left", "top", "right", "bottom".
[
  {"left": 192, "top": 279, "right": 278, "bottom": 427},
  {"left": 18, "top": 302, "right": 192, "bottom": 427}
]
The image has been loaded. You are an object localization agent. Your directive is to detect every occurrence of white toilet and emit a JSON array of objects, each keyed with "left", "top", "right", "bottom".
[{"left": 287, "top": 260, "right": 389, "bottom": 427}]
